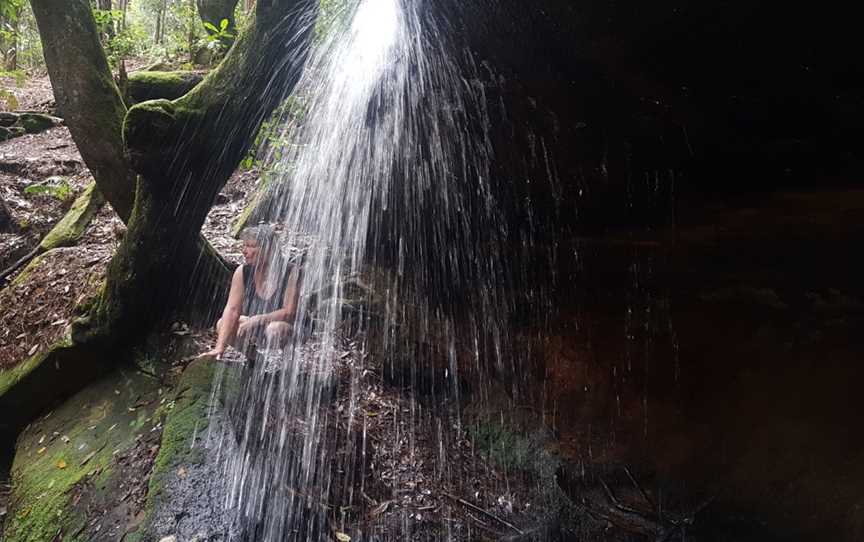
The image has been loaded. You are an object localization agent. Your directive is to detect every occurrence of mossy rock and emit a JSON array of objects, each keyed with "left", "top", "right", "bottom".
[
  {"left": 0, "top": 111, "right": 19, "bottom": 127},
  {"left": 39, "top": 182, "right": 104, "bottom": 250},
  {"left": 0, "top": 343, "right": 60, "bottom": 399},
  {"left": 15, "top": 113, "right": 60, "bottom": 134},
  {"left": 126, "top": 71, "right": 205, "bottom": 104},
  {"left": 127, "top": 358, "right": 241, "bottom": 542},
  {"left": 0, "top": 125, "right": 26, "bottom": 141},
  {"left": 2, "top": 366, "right": 163, "bottom": 542}
]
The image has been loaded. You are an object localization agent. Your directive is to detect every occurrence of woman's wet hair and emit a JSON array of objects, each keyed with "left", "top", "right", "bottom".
[{"left": 240, "top": 224, "right": 277, "bottom": 254}]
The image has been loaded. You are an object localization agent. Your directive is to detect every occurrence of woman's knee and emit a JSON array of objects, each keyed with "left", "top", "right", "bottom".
[{"left": 264, "top": 321, "right": 291, "bottom": 342}]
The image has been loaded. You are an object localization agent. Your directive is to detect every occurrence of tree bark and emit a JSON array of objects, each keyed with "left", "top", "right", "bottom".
[
  {"left": 30, "top": 0, "right": 135, "bottom": 222},
  {"left": 125, "top": 70, "right": 204, "bottom": 104}
]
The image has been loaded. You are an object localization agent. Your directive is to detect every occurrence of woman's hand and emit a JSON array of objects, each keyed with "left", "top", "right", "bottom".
[
  {"left": 237, "top": 314, "right": 263, "bottom": 338},
  {"left": 199, "top": 346, "right": 225, "bottom": 360}
]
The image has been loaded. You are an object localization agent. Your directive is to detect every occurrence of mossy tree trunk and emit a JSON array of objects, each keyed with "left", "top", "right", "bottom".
[
  {"left": 84, "top": 0, "right": 318, "bottom": 345},
  {"left": 23, "top": 0, "right": 317, "bottom": 354}
]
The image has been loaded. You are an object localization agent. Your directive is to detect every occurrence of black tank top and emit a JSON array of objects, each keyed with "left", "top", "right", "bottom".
[{"left": 241, "top": 264, "right": 291, "bottom": 316}]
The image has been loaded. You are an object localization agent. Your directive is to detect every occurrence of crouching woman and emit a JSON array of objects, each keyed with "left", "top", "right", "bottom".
[{"left": 203, "top": 225, "right": 301, "bottom": 360}]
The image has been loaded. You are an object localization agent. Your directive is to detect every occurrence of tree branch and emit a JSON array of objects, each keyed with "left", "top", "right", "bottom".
[{"left": 30, "top": 0, "right": 135, "bottom": 222}]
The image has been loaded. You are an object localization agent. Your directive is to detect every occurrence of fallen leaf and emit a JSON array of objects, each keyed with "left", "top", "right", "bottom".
[
  {"left": 37, "top": 447, "right": 46, "bottom": 455},
  {"left": 56, "top": 459, "right": 67, "bottom": 469},
  {"left": 28, "top": 344, "right": 38, "bottom": 356},
  {"left": 335, "top": 533, "right": 351, "bottom": 542},
  {"left": 368, "top": 500, "right": 393, "bottom": 518},
  {"left": 61, "top": 435, "right": 70, "bottom": 443}
]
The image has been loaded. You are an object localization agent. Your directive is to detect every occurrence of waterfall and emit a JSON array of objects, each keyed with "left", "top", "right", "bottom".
[{"left": 215, "top": 0, "right": 529, "bottom": 539}]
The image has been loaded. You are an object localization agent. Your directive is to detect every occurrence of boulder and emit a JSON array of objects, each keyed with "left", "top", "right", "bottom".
[{"left": 16, "top": 112, "right": 61, "bottom": 134}]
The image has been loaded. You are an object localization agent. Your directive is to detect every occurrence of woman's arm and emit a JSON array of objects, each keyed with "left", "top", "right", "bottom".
[{"left": 206, "top": 266, "right": 245, "bottom": 358}]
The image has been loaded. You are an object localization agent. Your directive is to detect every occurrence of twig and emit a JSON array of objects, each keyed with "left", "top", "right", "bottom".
[
  {"left": 624, "top": 466, "right": 657, "bottom": 512},
  {"left": 441, "top": 491, "right": 523, "bottom": 535}
]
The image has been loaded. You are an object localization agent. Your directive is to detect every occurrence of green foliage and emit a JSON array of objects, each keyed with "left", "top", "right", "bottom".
[
  {"left": 240, "top": 95, "right": 307, "bottom": 170},
  {"left": 198, "top": 17, "right": 233, "bottom": 63},
  {"left": 0, "top": 67, "right": 26, "bottom": 84},
  {"left": 0, "top": 0, "right": 24, "bottom": 22},
  {"left": 91, "top": 8, "right": 123, "bottom": 35},
  {"left": 24, "top": 178, "right": 73, "bottom": 202},
  {"left": 315, "top": 0, "right": 351, "bottom": 40},
  {"left": 202, "top": 17, "right": 232, "bottom": 39},
  {"left": 1, "top": 3, "right": 43, "bottom": 70},
  {"left": 107, "top": 26, "right": 148, "bottom": 66}
]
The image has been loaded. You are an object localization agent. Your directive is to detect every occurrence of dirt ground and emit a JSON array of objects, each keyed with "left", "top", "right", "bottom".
[{"left": 0, "top": 72, "right": 54, "bottom": 113}]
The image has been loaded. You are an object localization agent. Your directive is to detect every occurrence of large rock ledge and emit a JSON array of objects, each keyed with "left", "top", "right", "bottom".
[{"left": 1, "top": 354, "right": 236, "bottom": 542}]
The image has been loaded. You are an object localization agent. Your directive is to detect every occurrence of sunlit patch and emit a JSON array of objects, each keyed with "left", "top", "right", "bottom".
[{"left": 339, "top": 0, "right": 400, "bottom": 82}]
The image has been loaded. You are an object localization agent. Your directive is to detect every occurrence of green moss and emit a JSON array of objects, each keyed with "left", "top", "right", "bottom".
[
  {"left": 2, "top": 367, "right": 162, "bottom": 542},
  {"left": 39, "top": 183, "right": 105, "bottom": 250},
  {"left": 126, "top": 359, "right": 218, "bottom": 541},
  {"left": 153, "top": 359, "right": 215, "bottom": 476},
  {"left": 16, "top": 113, "right": 59, "bottom": 134},
  {"left": 0, "top": 350, "right": 50, "bottom": 398}
]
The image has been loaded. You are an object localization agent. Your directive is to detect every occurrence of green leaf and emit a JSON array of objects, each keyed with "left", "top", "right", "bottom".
[
  {"left": 203, "top": 21, "right": 219, "bottom": 33},
  {"left": 220, "top": 18, "right": 229, "bottom": 31}
]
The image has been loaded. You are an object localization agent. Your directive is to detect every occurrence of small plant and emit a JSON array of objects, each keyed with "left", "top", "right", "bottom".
[
  {"left": 24, "top": 178, "right": 73, "bottom": 202},
  {"left": 202, "top": 17, "right": 233, "bottom": 43},
  {"left": 199, "top": 18, "right": 234, "bottom": 63}
]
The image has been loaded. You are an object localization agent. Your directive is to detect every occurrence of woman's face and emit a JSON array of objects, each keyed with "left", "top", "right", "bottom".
[{"left": 242, "top": 239, "right": 264, "bottom": 266}]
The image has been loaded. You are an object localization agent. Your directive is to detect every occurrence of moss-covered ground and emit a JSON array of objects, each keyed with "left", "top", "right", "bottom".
[{"left": 3, "top": 365, "right": 163, "bottom": 542}]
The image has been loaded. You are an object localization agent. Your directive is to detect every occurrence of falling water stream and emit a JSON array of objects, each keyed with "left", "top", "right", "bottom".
[{"left": 213, "top": 0, "right": 530, "bottom": 539}]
